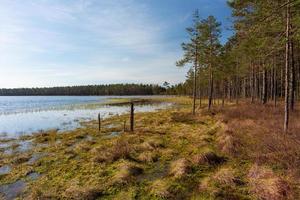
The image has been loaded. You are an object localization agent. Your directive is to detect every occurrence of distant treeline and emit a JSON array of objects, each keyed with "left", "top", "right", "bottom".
[{"left": 0, "top": 84, "right": 167, "bottom": 96}]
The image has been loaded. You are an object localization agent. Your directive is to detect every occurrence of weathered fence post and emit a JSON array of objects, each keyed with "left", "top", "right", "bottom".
[
  {"left": 98, "top": 113, "right": 101, "bottom": 132},
  {"left": 123, "top": 120, "right": 126, "bottom": 132},
  {"left": 130, "top": 102, "right": 134, "bottom": 132}
]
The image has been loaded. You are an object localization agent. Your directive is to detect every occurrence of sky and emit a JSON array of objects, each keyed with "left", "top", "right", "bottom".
[{"left": 0, "top": 0, "right": 232, "bottom": 88}]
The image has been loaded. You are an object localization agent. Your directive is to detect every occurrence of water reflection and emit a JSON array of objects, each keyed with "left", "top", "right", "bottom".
[
  {"left": 0, "top": 180, "right": 25, "bottom": 200},
  {"left": 0, "top": 165, "right": 11, "bottom": 175}
]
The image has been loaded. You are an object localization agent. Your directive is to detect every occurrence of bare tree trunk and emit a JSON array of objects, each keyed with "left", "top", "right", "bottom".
[
  {"left": 251, "top": 63, "right": 255, "bottom": 103},
  {"left": 199, "top": 86, "right": 202, "bottom": 108},
  {"left": 274, "top": 66, "right": 277, "bottom": 107},
  {"left": 281, "top": 63, "right": 284, "bottom": 99},
  {"left": 284, "top": 0, "right": 290, "bottom": 133},
  {"left": 222, "top": 79, "right": 225, "bottom": 107},
  {"left": 243, "top": 78, "right": 246, "bottom": 99},
  {"left": 208, "top": 56, "right": 213, "bottom": 110},
  {"left": 271, "top": 67, "right": 274, "bottom": 101},
  {"left": 262, "top": 66, "right": 268, "bottom": 104},
  {"left": 235, "top": 76, "right": 239, "bottom": 105},
  {"left": 290, "top": 40, "right": 296, "bottom": 110},
  {"left": 192, "top": 48, "right": 198, "bottom": 115},
  {"left": 192, "top": 65, "right": 197, "bottom": 115},
  {"left": 229, "top": 80, "right": 232, "bottom": 102}
]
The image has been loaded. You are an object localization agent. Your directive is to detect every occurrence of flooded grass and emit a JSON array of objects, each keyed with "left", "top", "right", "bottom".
[{"left": 0, "top": 166, "right": 11, "bottom": 175}]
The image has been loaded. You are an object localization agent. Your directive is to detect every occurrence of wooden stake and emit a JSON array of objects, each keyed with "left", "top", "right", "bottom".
[
  {"left": 130, "top": 102, "right": 134, "bottom": 132},
  {"left": 98, "top": 113, "right": 101, "bottom": 132},
  {"left": 123, "top": 120, "right": 126, "bottom": 132}
]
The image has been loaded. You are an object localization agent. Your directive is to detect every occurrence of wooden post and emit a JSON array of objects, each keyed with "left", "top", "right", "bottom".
[
  {"left": 130, "top": 102, "right": 134, "bottom": 132},
  {"left": 123, "top": 120, "right": 126, "bottom": 132},
  {"left": 98, "top": 113, "right": 101, "bottom": 132}
]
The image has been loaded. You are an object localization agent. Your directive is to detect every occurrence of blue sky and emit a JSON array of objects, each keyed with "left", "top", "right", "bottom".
[{"left": 0, "top": 0, "right": 232, "bottom": 88}]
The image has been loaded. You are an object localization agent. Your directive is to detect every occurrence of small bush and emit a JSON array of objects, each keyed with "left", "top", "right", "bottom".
[{"left": 111, "top": 138, "right": 132, "bottom": 161}]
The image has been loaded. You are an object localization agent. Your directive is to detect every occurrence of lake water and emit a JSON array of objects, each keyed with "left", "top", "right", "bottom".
[{"left": 0, "top": 96, "right": 170, "bottom": 138}]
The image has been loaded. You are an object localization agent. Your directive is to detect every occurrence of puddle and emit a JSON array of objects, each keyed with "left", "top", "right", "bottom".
[
  {"left": 0, "top": 142, "right": 10, "bottom": 149},
  {"left": 28, "top": 153, "right": 46, "bottom": 164},
  {"left": 1, "top": 140, "right": 32, "bottom": 156},
  {"left": 0, "top": 165, "right": 11, "bottom": 175},
  {"left": 0, "top": 180, "right": 25, "bottom": 200},
  {"left": 103, "top": 132, "right": 121, "bottom": 139},
  {"left": 27, "top": 172, "right": 40, "bottom": 180},
  {"left": 85, "top": 135, "right": 93, "bottom": 141},
  {"left": 0, "top": 171, "right": 41, "bottom": 199},
  {"left": 18, "top": 140, "right": 32, "bottom": 152},
  {"left": 105, "top": 124, "right": 118, "bottom": 129}
]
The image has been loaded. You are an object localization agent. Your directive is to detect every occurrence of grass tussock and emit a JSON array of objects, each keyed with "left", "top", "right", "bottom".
[
  {"left": 137, "top": 151, "right": 159, "bottom": 163},
  {"left": 169, "top": 158, "right": 191, "bottom": 178},
  {"left": 191, "top": 150, "right": 225, "bottom": 166},
  {"left": 149, "top": 179, "right": 172, "bottom": 199},
  {"left": 248, "top": 164, "right": 293, "bottom": 200},
  {"left": 112, "top": 162, "right": 143, "bottom": 185},
  {"left": 63, "top": 186, "right": 104, "bottom": 200}
]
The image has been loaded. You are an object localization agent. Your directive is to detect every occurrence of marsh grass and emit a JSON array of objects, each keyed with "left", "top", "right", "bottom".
[{"left": 0, "top": 97, "right": 299, "bottom": 199}]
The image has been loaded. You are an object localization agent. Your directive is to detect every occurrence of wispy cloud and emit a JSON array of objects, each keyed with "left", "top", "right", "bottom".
[{"left": 0, "top": 0, "right": 231, "bottom": 88}]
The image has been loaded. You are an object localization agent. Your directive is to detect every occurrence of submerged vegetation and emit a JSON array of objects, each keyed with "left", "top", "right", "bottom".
[{"left": 0, "top": 97, "right": 299, "bottom": 199}]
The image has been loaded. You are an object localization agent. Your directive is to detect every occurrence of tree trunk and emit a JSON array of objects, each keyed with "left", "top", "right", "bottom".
[
  {"left": 192, "top": 48, "right": 198, "bottom": 115},
  {"left": 222, "top": 79, "right": 225, "bottom": 107},
  {"left": 208, "top": 66, "right": 213, "bottom": 110},
  {"left": 290, "top": 40, "right": 296, "bottom": 110},
  {"left": 274, "top": 66, "right": 277, "bottom": 107},
  {"left": 262, "top": 66, "right": 268, "bottom": 104},
  {"left": 199, "top": 86, "right": 202, "bottom": 108},
  {"left": 192, "top": 64, "right": 197, "bottom": 115},
  {"left": 251, "top": 63, "right": 255, "bottom": 103},
  {"left": 284, "top": 0, "right": 290, "bottom": 133},
  {"left": 281, "top": 63, "right": 284, "bottom": 99}
]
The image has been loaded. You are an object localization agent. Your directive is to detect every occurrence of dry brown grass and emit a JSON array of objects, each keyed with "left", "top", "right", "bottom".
[
  {"left": 218, "top": 103, "right": 300, "bottom": 172},
  {"left": 149, "top": 179, "right": 171, "bottom": 198},
  {"left": 212, "top": 102, "right": 300, "bottom": 198},
  {"left": 169, "top": 158, "right": 190, "bottom": 178},
  {"left": 248, "top": 164, "right": 293, "bottom": 200},
  {"left": 137, "top": 151, "right": 159, "bottom": 163},
  {"left": 213, "top": 167, "right": 236, "bottom": 186},
  {"left": 63, "top": 185, "right": 103, "bottom": 200},
  {"left": 191, "top": 150, "right": 225, "bottom": 166},
  {"left": 110, "top": 137, "right": 132, "bottom": 161},
  {"left": 112, "top": 162, "right": 143, "bottom": 185}
]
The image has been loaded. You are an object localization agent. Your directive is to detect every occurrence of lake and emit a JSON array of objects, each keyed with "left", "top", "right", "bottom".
[{"left": 0, "top": 96, "right": 171, "bottom": 138}]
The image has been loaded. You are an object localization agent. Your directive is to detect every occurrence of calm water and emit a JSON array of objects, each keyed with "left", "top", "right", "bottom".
[{"left": 0, "top": 96, "right": 170, "bottom": 138}]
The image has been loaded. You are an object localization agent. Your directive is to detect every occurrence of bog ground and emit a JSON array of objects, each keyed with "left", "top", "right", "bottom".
[{"left": 0, "top": 97, "right": 298, "bottom": 199}]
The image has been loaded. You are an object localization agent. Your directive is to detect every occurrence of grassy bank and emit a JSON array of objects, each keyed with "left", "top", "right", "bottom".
[{"left": 0, "top": 97, "right": 298, "bottom": 199}]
